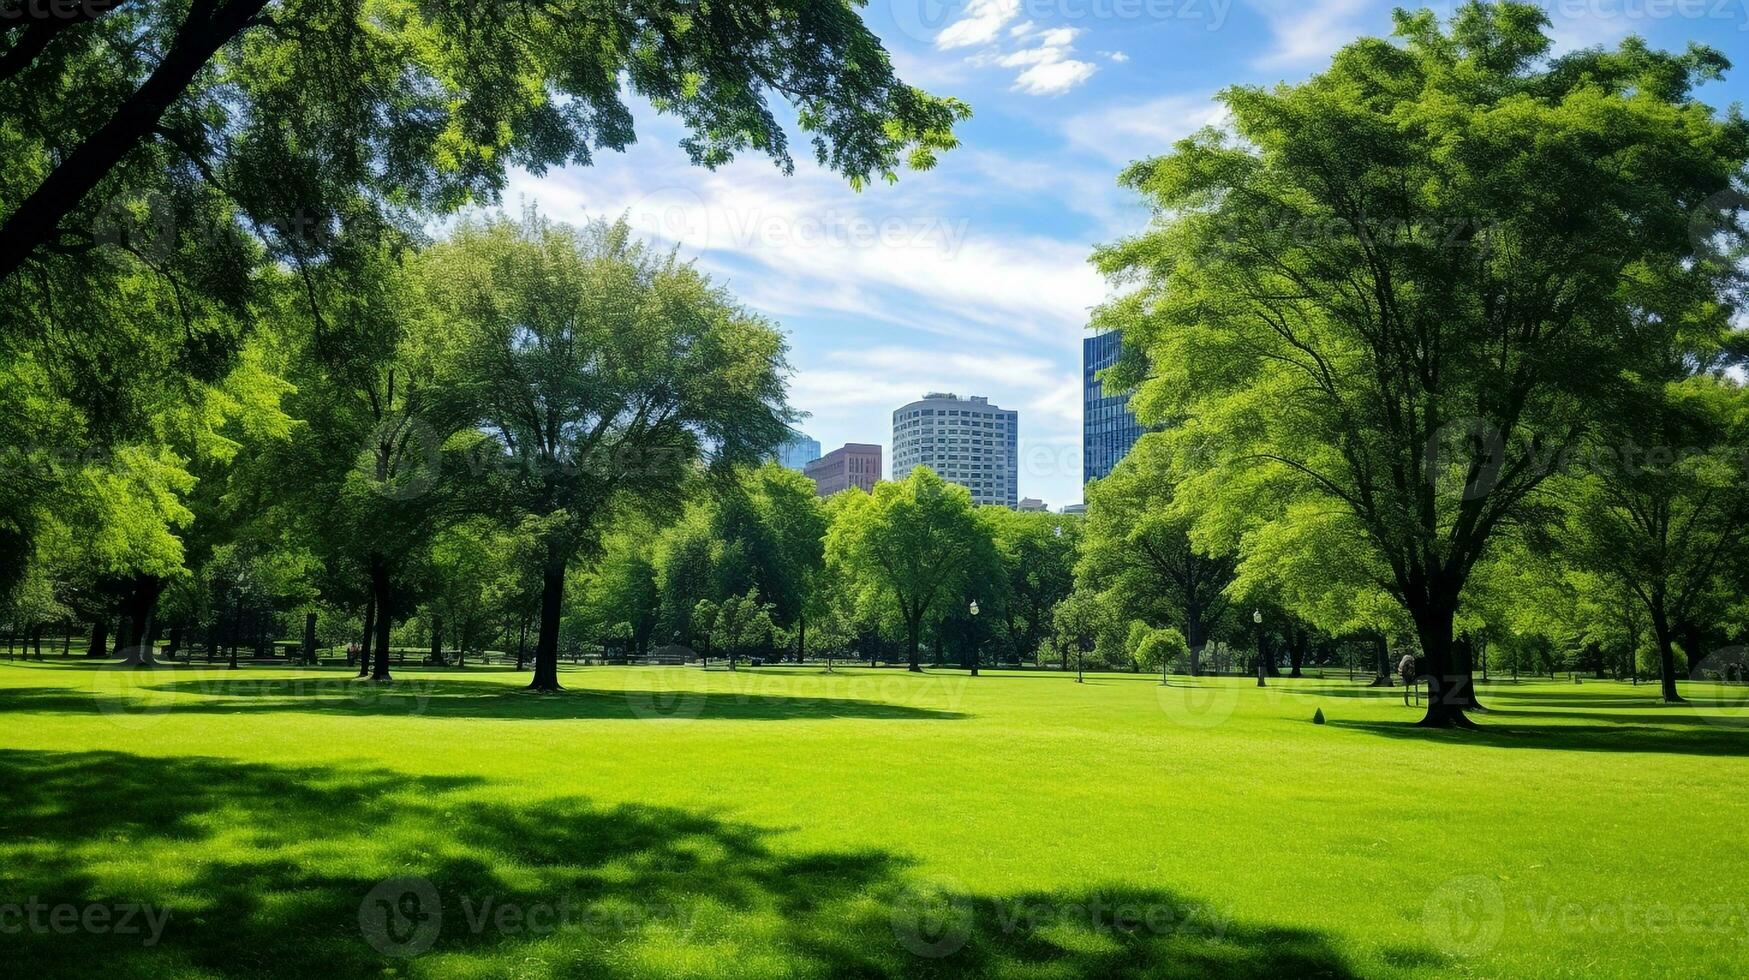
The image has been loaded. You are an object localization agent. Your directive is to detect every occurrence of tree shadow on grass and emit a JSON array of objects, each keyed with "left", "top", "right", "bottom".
[
  {"left": 1326, "top": 715, "right": 1748, "bottom": 758},
  {"left": 0, "top": 748, "right": 1406, "bottom": 978},
  {"left": 0, "top": 674, "right": 969, "bottom": 722}
]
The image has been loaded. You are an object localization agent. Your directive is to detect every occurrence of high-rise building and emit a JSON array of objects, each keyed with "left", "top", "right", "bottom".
[
  {"left": 804, "top": 443, "right": 882, "bottom": 496},
  {"left": 1083, "top": 331, "right": 1144, "bottom": 483},
  {"left": 770, "top": 429, "right": 822, "bottom": 472},
  {"left": 892, "top": 393, "right": 1018, "bottom": 508}
]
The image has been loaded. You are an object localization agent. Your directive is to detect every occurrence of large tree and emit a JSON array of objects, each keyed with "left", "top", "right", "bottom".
[
  {"left": 1097, "top": 2, "right": 1749, "bottom": 726},
  {"left": 1077, "top": 434, "right": 1234, "bottom": 676},
  {"left": 430, "top": 214, "right": 791, "bottom": 692},
  {"left": 824, "top": 467, "right": 992, "bottom": 672},
  {"left": 0, "top": 1, "right": 964, "bottom": 593},
  {"left": 708, "top": 464, "right": 827, "bottom": 662},
  {"left": 981, "top": 508, "right": 1079, "bottom": 665}
]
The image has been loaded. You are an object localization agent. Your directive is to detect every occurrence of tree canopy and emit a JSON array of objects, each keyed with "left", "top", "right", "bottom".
[{"left": 1096, "top": 0, "right": 1749, "bottom": 725}]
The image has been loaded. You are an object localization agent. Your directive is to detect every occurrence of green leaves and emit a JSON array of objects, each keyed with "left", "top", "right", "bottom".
[
  {"left": 1094, "top": 2, "right": 1749, "bottom": 681},
  {"left": 423, "top": 213, "right": 793, "bottom": 566}
]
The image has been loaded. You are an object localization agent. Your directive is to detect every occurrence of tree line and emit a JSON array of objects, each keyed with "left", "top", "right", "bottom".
[
  {"left": 0, "top": 1, "right": 965, "bottom": 688},
  {"left": 5, "top": 2, "right": 1749, "bottom": 727}
]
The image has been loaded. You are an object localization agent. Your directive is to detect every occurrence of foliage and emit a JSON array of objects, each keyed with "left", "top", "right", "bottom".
[
  {"left": 1132, "top": 626, "right": 1191, "bottom": 675},
  {"left": 823, "top": 468, "right": 993, "bottom": 671},
  {"left": 1077, "top": 434, "right": 1234, "bottom": 671},
  {"left": 425, "top": 213, "right": 791, "bottom": 689},
  {"left": 1096, "top": 1, "right": 1749, "bottom": 723}
]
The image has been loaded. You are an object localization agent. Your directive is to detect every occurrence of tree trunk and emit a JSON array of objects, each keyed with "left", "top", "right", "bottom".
[
  {"left": 165, "top": 623, "right": 183, "bottom": 660},
  {"left": 529, "top": 549, "right": 567, "bottom": 692},
  {"left": 797, "top": 613, "right": 806, "bottom": 664},
  {"left": 1289, "top": 631, "right": 1305, "bottom": 678},
  {"left": 1415, "top": 601, "right": 1474, "bottom": 728},
  {"left": 358, "top": 597, "right": 375, "bottom": 677},
  {"left": 1453, "top": 634, "right": 1484, "bottom": 709},
  {"left": 370, "top": 557, "right": 393, "bottom": 682},
  {"left": 1367, "top": 633, "right": 1392, "bottom": 687},
  {"left": 516, "top": 618, "right": 528, "bottom": 670},
  {"left": 906, "top": 616, "right": 922, "bottom": 672},
  {"left": 430, "top": 611, "right": 444, "bottom": 667},
  {"left": 1186, "top": 619, "right": 1206, "bottom": 677},
  {"left": 302, "top": 612, "right": 317, "bottom": 666},
  {"left": 1650, "top": 607, "right": 1682, "bottom": 703},
  {"left": 1681, "top": 621, "right": 1707, "bottom": 680}
]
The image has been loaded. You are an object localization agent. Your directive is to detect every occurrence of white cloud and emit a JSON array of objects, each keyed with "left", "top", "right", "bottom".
[
  {"left": 502, "top": 138, "right": 1107, "bottom": 347},
  {"left": 1014, "top": 58, "right": 1099, "bottom": 96},
  {"left": 1034, "top": 26, "right": 1081, "bottom": 48},
  {"left": 1061, "top": 93, "right": 1232, "bottom": 165},
  {"left": 1104, "top": 51, "right": 1130, "bottom": 63},
  {"left": 936, "top": 0, "right": 1021, "bottom": 50},
  {"left": 1247, "top": 0, "right": 1375, "bottom": 70},
  {"left": 792, "top": 346, "right": 1085, "bottom": 453},
  {"left": 941, "top": 13, "right": 1097, "bottom": 96}
]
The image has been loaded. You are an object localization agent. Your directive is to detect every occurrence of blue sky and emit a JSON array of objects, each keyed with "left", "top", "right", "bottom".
[{"left": 508, "top": 1, "right": 1749, "bottom": 509}]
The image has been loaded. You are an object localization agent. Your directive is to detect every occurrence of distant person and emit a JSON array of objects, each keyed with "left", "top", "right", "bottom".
[{"left": 1399, "top": 653, "right": 1417, "bottom": 706}]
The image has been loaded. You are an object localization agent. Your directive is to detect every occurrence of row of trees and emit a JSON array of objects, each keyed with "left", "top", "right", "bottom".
[
  {"left": 0, "top": 1, "right": 964, "bottom": 686},
  {"left": 565, "top": 465, "right": 1080, "bottom": 671}
]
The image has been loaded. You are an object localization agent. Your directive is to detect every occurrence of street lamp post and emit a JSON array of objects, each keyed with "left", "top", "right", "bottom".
[
  {"left": 968, "top": 600, "right": 980, "bottom": 677},
  {"left": 1253, "top": 608, "right": 1267, "bottom": 687}
]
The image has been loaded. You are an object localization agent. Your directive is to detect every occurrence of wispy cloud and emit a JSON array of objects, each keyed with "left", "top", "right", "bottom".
[
  {"left": 1061, "top": 93, "right": 1231, "bottom": 166},
  {"left": 502, "top": 131, "right": 1106, "bottom": 345},
  {"left": 1247, "top": 0, "right": 1375, "bottom": 69}
]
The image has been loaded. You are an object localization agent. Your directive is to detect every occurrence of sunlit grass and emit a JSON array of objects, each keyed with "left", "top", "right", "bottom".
[{"left": 2, "top": 660, "right": 1745, "bottom": 977}]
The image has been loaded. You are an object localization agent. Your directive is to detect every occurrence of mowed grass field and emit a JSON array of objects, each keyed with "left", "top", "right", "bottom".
[{"left": 1, "top": 660, "right": 1746, "bottom": 978}]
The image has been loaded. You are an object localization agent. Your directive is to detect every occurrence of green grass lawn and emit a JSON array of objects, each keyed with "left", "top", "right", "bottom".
[{"left": 2, "top": 659, "right": 1745, "bottom": 978}]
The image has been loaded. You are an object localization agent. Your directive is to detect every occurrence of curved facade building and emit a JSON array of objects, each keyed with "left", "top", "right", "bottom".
[{"left": 891, "top": 393, "right": 1018, "bottom": 507}]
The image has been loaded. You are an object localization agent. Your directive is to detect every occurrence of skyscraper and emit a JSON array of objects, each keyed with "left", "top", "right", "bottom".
[
  {"left": 1083, "top": 331, "right": 1144, "bottom": 483},
  {"left": 891, "top": 393, "right": 1018, "bottom": 507},
  {"left": 770, "top": 429, "right": 822, "bottom": 472}
]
